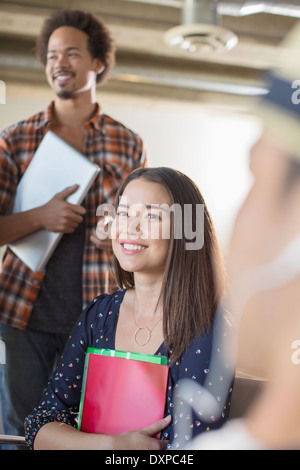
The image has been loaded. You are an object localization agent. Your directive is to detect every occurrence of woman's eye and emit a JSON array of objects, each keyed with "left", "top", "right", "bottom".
[
  {"left": 117, "top": 210, "right": 128, "bottom": 217},
  {"left": 146, "top": 213, "right": 160, "bottom": 220}
]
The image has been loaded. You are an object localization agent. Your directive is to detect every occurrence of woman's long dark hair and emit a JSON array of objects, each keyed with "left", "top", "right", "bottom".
[{"left": 113, "top": 167, "right": 226, "bottom": 363}]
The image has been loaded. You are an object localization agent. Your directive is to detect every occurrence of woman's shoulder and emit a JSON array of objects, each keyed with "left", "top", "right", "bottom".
[
  {"left": 73, "top": 290, "right": 126, "bottom": 344},
  {"left": 85, "top": 289, "right": 126, "bottom": 319},
  {"left": 85, "top": 289, "right": 126, "bottom": 322}
]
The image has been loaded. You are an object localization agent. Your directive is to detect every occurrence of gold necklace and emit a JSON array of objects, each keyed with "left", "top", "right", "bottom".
[{"left": 132, "top": 304, "right": 162, "bottom": 347}]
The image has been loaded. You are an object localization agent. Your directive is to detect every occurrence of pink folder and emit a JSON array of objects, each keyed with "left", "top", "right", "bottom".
[{"left": 78, "top": 349, "right": 169, "bottom": 436}]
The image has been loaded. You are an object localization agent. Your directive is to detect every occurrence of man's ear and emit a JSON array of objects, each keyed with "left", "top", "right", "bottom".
[{"left": 93, "top": 58, "right": 105, "bottom": 75}]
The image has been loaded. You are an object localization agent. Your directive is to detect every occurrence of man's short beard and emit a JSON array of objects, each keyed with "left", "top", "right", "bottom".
[{"left": 56, "top": 90, "right": 74, "bottom": 100}]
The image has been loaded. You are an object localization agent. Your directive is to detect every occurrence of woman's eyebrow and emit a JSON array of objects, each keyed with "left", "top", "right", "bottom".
[
  {"left": 145, "top": 204, "right": 169, "bottom": 212},
  {"left": 118, "top": 203, "right": 169, "bottom": 212}
]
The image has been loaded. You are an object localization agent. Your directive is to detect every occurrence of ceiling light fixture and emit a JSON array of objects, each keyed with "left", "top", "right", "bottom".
[
  {"left": 165, "top": 23, "right": 238, "bottom": 53},
  {"left": 164, "top": 0, "right": 238, "bottom": 54}
]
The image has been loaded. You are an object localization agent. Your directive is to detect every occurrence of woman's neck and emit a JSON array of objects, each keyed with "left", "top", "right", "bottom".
[{"left": 132, "top": 274, "right": 164, "bottom": 320}]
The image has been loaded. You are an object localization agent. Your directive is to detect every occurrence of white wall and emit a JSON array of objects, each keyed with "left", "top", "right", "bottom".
[
  {"left": 0, "top": 83, "right": 262, "bottom": 251},
  {"left": 104, "top": 99, "right": 261, "bottom": 248}
]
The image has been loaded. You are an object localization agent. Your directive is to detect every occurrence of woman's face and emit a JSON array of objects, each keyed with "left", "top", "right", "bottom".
[{"left": 111, "top": 179, "right": 172, "bottom": 279}]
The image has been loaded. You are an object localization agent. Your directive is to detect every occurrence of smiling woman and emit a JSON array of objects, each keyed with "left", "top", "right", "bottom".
[
  {"left": 111, "top": 167, "right": 227, "bottom": 363},
  {"left": 24, "top": 167, "right": 233, "bottom": 450}
]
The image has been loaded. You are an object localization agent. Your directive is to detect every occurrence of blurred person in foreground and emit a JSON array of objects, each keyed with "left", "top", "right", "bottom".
[{"left": 185, "top": 21, "right": 300, "bottom": 450}]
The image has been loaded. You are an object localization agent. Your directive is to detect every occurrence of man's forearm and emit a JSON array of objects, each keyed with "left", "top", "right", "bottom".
[{"left": 0, "top": 207, "right": 43, "bottom": 246}]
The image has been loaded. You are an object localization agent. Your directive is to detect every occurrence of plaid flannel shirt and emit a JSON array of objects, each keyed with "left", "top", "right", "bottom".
[{"left": 0, "top": 101, "right": 147, "bottom": 330}]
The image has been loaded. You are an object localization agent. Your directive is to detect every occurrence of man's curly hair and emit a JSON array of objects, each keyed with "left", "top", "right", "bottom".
[{"left": 36, "top": 9, "right": 115, "bottom": 85}]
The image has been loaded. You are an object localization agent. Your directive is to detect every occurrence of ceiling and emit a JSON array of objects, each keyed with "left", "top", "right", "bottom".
[{"left": 0, "top": 0, "right": 299, "bottom": 108}]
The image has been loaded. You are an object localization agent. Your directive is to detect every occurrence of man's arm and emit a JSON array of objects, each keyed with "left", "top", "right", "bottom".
[{"left": 0, "top": 184, "right": 86, "bottom": 246}]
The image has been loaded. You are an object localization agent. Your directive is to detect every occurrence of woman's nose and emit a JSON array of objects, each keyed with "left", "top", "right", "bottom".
[{"left": 127, "top": 215, "right": 142, "bottom": 237}]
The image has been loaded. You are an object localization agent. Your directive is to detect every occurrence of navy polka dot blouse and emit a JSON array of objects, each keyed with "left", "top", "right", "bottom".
[{"left": 25, "top": 290, "right": 233, "bottom": 449}]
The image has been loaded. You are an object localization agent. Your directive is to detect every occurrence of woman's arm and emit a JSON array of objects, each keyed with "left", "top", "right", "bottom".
[{"left": 34, "top": 416, "right": 171, "bottom": 450}]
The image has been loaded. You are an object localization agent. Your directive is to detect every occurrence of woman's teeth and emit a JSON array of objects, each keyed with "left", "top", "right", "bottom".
[{"left": 123, "top": 243, "right": 146, "bottom": 251}]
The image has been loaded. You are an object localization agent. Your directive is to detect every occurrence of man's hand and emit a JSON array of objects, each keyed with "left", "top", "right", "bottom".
[
  {"left": 90, "top": 213, "right": 113, "bottom": 251},
  {"left": 90, "top": 229, "right": 112, "bottom": 251},
  {"left": 40, "top": 184, "right": 86, "bottom": 233}
]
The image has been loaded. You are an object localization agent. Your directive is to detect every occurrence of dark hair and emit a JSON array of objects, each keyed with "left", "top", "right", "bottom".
[
  {"left": 113, "top": 167, "right": 227, "bottom": 364},
  {"left": 283, "top": 156, "right": 300, "bottom": 194},
  {"left": 36, "top": 9, "right": 115, "bottom": 84}
]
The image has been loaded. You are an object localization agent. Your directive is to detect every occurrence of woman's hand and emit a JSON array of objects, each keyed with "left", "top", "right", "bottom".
[{"left": 115, "top": 415, "right": 172, "bottom": 450}]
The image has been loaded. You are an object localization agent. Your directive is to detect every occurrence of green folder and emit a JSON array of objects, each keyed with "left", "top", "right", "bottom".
[{"left": 86, "top": 347, "right": 168, "bottom": 364}]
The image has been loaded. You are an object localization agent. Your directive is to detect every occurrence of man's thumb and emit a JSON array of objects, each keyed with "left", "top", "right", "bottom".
[{"left": 55, "top": 184, "right": 79, "bottom": 200}]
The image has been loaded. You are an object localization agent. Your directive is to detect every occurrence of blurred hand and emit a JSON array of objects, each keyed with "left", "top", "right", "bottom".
[
  {"left": 90, "top": 228, "right": 112, "bottom": 251},
  {"left": 90, "top": 213, "right": 114, "bottom": 251}
]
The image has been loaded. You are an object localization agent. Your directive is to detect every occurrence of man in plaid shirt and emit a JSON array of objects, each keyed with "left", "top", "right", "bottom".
[{"left": 0, "top": 10, "right": 147, "bottom": 443}]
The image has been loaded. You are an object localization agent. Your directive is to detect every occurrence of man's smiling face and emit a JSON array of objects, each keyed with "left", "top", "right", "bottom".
[{"left": 45, "top": 26, "right": 103, "bottom": 100}]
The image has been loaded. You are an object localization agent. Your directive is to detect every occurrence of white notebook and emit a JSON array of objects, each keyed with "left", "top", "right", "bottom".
[{"left": 8, "top": 131, "right": 101, "bottom": 272}]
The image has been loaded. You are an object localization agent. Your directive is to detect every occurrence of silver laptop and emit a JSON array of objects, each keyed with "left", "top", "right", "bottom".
[{"left": 8, "top": 131, "right": 100, "bottom": 272}]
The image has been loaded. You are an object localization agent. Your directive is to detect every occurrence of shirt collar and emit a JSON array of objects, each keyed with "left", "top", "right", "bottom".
[
  {"left": 85, "top": 103, "right": 105, "bottom": 132},
  {"left": 36, "top": 101, "right": 54, "bottom": 130},
  {"left": 36, "top": 101, "right": 105, "bottom": 132}
]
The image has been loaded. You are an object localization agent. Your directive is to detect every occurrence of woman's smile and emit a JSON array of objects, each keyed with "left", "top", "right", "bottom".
[{"left": 120, "top": 241, "right": 148, "bottom": 254}]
